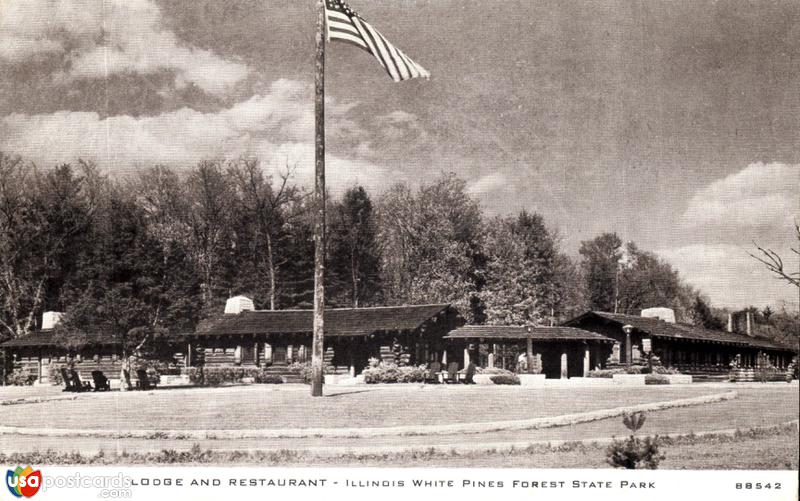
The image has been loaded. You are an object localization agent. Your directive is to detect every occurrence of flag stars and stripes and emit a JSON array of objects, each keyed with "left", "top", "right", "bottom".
[{"left": 324, "top": 0, "right": 430, "bottom": 82}]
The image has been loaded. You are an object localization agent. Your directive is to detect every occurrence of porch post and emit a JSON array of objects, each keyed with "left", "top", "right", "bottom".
[
  {"left": 463, "top": 347, "right": 470, "bottom": 368},
  {"left": 526, "top": 337, "right": 533, "bottom": 374},
  {"left": 560, "top": 351, "right": 568, "bottom": 379},
  {"left": 583, "top": 345, "right": 590, "bottom": 376},
  {"left": 186, "top": 341, "right": 192, "bottom": 367},
  {"left": 625, "top": 331, "right": 632, "bottom": 367}
]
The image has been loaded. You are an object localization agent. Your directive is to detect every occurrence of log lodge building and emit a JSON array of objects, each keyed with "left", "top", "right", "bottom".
[{"left": 2, "top": 297, "right": 795, "bottom": 384}]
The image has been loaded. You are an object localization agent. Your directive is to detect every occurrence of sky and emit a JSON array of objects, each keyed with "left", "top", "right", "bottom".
[{"left": 0, "top": 0, "right": 798, "bottom": 310}]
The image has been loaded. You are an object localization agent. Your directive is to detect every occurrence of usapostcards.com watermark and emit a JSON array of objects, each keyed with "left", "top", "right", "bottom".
[{"left": 43, "top": 473, "right": 133, "bottom": 498}]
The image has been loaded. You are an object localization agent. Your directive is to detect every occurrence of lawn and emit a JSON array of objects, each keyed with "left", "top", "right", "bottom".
[
  {"left": 3, "top": 425, "right": 797, "bottom": 469},
  {"left": 0, "top": 384, "right": 724, "bottom": 431}
]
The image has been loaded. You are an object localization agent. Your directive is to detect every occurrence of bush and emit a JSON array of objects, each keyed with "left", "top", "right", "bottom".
[
  {"left": 490, "top": 374, "right": 520, "bottom": 385},
  {"left": 651, "top": 365, "right": 681, "bottom": 375},
  {"left": 476, "top": 367, "right": 516, "bottom": 376},
  {"left": 6, "top": 368, "right": 37, "bottom": 386},
  {"left": 362, "top": 362, "right": 401, "bottom": 383},
  {"left": 185, "top": 367, "right": 263, "bottom": 386},
  {"left": 48, "top": 362, "right": 65, "bottom": 385},
  {"left": 255, "top": 374, "right": 284, "bottom": 384},
  {"left": 587, "top": 368, "right": 626, "bottom": 378},
  {"left": 397, "top": 365, "right": 427, "bottom": 383},
  {"left": 606, "top": 435, "right": 663, "bottom": 469},
  {"left": 606, "top": 412, "right": 664, "bottom": 469},
  {"left": 362, "top": 362, "right": 428, "bottom": 383},
  {"left": 645, "top": 374, "right": 670, "bottom": 385}
]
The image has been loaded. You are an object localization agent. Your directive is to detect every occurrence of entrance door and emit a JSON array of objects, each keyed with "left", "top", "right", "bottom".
[
  {"left": 242, "top": 345, "right": 256, "bottom": 365},
  {"left": 273, "top": 346, "right": 287, "bottom": 365}
]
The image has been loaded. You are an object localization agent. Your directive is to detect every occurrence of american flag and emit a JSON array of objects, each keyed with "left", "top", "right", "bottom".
[{"left": 325, "top": 0, "right": 430, "bottom": 82}]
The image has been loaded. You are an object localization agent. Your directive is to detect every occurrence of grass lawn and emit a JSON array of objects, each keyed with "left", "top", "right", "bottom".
[
  {"left": 0, "top": 385, "right": 724, "bottom": 430},
  {"left": 3, "top": 425, "right": 796, "bottom": 469}
]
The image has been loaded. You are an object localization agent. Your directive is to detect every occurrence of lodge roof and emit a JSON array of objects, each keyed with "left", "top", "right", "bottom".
[
  {"left": 564, "top": 311, "right": 794, "bottom": 352},
  {"left": 445, "top": 325, "right": 615, "bottom": 342},
  {"left": 0, "top": 330, "right": 120, "bottom": 348},
  {"left": 193, "top": 303, "right": 455, "bottom": 337}
]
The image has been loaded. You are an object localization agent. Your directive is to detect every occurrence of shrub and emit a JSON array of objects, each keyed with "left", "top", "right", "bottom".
[
  {"left": 606, "top": 435, "right": 663, "bottom": 469},
  {"left": 185, "top": 367, "right": 263, "bottom": 386},
  {"left": 606, "top": 412, "right": 664, "bottom": 469},
  {"left": 6, "top": 368, "right": 37, "bottom": 386},
  {"left": 362, "top": 362, "right": 427, "bottom": 383},
  {"left": 286, "top": 361, "right": 334, "bottom": 384},
  {"left": 397, "top": 365, "right": 427, "bottom": 383},
  {"left": 362, "top": 362, "right": 400, "bottom": 383},
  {"left": 490, "top": 374, "right": 520, "bottom": 385},
  {"left": 587, "top": 368, "right": 626, "bottom": 378},
  {"left": 476, "top": 367, "right": 515, "bottom": 376},
  {"left": 651, "top": 365, "right": 681, "bottom": 375},
  {"left": 255, "top": 374, "right": 284, "bottom": 384},
  {"left": 645, "top": 374, "right": 670, "bottom": 385},
  {"left": 48, "top": 362, "right": 65, "bottom": 385}
]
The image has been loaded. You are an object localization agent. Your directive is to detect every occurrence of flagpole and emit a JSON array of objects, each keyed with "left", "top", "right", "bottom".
[{"left": 310, "top": 0, "right": 326, "bottom": 397}]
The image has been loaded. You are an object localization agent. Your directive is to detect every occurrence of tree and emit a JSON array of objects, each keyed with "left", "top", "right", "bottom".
[
  {"left": 328, "top": 186, "right": 382, "bottom": 307},
  {"left": 227, "top": 158, "right": 304, "bottom": 310},
  {"left": 616, "top": 242, "right": 684, "bottom": 315},
  {"left": 56, "top": 188, "right": 199, "bottom": 389},
  {"left": 687, "top": 294, "right": 725, "bottom": 330},
  {"left": 480, "top": 211, "right": 563, "bottom": 325},
  {"left": 183, "top": 161, "right": 235, "bottom": 312},
  {"left": 377, "top": 174, "right": 483, "bottom": 320},
  {"left": 749, "top": 222, "right": 800, "bottom": 314},
  {"left": 0, "top": 156, "right": 99, "bottom": 340},
  {"left": 579, "top": 233, "right": 623, "bottom": 312}
]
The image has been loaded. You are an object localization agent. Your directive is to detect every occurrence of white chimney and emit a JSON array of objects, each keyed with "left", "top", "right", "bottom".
[
  {"left": 41, "top": 311, "right": 64, "bottom": 330},
  {"left": 640, "top": 307, "right": 676, "bottom": 324},
  {"left": 224, "top": 296, "right": 255, "bottom": 314}
]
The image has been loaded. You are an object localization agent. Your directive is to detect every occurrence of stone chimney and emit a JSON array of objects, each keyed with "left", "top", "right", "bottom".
[
  {"left": 727, "top": 313, "right": 733, "bottom": 332},
  {"left": 224, "top": 296, "right": 255, "bottom": 314},
  {"left": 640, "top": 307, "right": 676, "bottom": 324},
  {"left": 41, "top": 311, "right": 64, "bottom": 330}
]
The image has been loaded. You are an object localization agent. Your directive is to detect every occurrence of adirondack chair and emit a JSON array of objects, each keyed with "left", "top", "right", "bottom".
[
  {"left": 136, "top": 369, "right": 156, "bottom": 390},
  {"left": 445, "top": 362, "right": 461, "bottom": 384},
  {"left": 91, "top": 370, "right": 111, "bottom": 391},
  {"left": 60, "top": 368, "right": 77, "bottom": 392},
  {"left": 426, "top": 362, "right": 442, "bottom": 383},
  {"left": 70, "top": 369, "right": 92, "bottom": 391}
]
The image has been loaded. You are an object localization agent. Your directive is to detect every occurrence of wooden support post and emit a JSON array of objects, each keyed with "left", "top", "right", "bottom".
[
  {"left": 463, "top": 347, "right": 470, "bottom": 368},
  {"left": 526, "top": 337, "right": 533, "bottom": 374},
  {"left": 310, "top": 0, "right": 326, "bottom": 397},
  {"left": 560, "top": 351, "right": 568, "bottom": 379},
  {"left": 186, "top": 342, "right": 192, "bottom": 367},
  {"left": 625, "top": 331, "right": 632, "bottom": 368},
  {"left": 583, "top": 345, "right": 590, "bottom": 376}
]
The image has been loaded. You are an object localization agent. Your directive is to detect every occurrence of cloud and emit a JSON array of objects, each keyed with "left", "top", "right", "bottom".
[
  {"left": 681, "top": 162, "right": 799, "bottom": 238},
  {"left": 0, "top": 79, "right": 393, "bottom": 194},
  {"left": 658, "top": 243, "right": 798, "bottom": 309},
  {"left": 0, "top": 0, "right": 247, "bottom": 95}
]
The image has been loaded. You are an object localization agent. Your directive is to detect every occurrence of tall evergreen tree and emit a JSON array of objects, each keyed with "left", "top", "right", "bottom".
[
  {"left": 579, "top": 232, "right": 623, "bottom": 312},
  {"left": 328, "top": 186, "right": 381, "bottom": 307}
]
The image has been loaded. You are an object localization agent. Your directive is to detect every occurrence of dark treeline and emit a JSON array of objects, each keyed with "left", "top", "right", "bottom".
[{"left": 1, "top": 152, "right": 795, "bottom": 352}]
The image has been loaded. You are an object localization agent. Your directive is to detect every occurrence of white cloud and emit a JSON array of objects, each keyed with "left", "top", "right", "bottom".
[
  {"left": 467, "top": 171, "right": 509, "bottom": 196},
  {"left": 658, "top": 243, "right": 798, "bottom": 309},
  {"left": 0, "top": 0, "right": 247, "bottom": 95},
  {"left": 681, "top": 162, "right": 799, "bottom": 234},
  {"left": 0, "top": 79, "right": 392, "bottom": 194}
]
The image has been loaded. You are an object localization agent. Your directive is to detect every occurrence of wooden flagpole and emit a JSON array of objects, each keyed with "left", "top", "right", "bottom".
[{"left": 310, "top": 0, "right": 326, "bottom": 397}]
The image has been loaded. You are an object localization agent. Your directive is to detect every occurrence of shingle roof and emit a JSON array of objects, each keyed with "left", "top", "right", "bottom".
[
  {"left": 193, "top": 304, "right": 454, "bottom": 337},
  {"left": 445, "top": 325, "right": 615, "bottom": 342},
  {"left": 566, "top": 311, "right": 793, "bottom": 351},
  {"left": 0, "top": 331, "right": 119, "bottom": 348}
]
